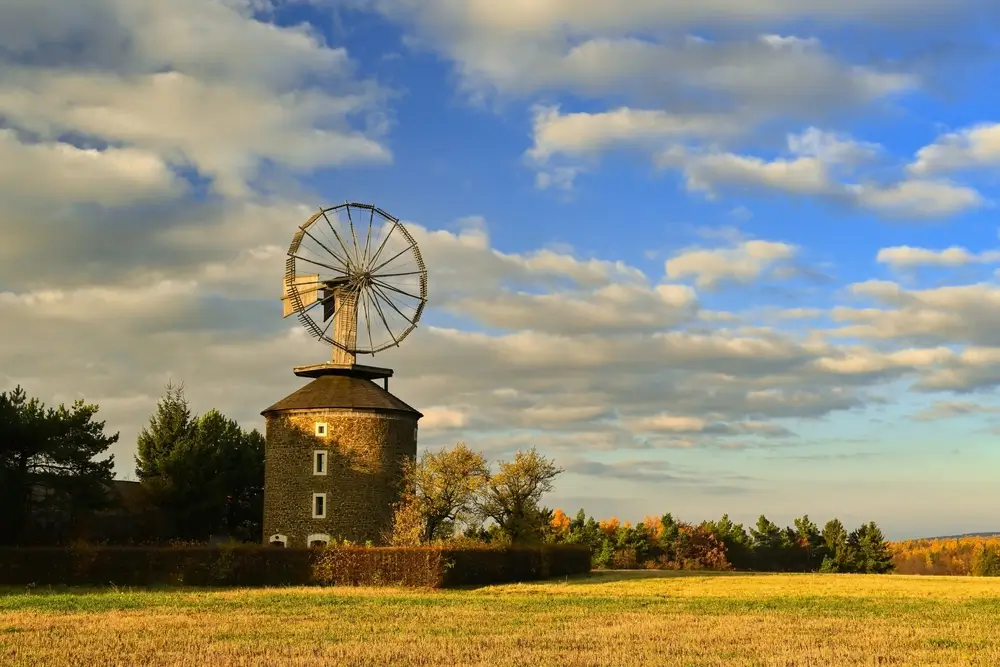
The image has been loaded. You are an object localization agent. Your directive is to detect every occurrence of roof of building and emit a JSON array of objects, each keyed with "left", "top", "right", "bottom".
[{"left": 261, "top": 374, "right": 422, "bottom": 417}]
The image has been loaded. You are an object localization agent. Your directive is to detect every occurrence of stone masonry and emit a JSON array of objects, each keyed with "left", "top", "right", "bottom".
[{"left": 262, "top": 407, "right": 417, "bottom": 547}]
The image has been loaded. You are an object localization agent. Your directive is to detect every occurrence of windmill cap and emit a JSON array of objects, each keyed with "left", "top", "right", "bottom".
[{"left": 261, "top": 374, "right": 422, "bottom": 418}]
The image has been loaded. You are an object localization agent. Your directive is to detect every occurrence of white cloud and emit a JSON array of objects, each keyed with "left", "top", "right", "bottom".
[
  {"left": 847, "top": 179, "right": 983, "bottom": 219},
  {"left": 527, "top": 105, "right": 738, "bottom": 163},
  {"left": 877, "top": 245, "right": 1000, "bottom": 269},
  {"left": 665, "top": 240, "right": 797, "bottom": 288},
  {"left": 0, "top": 0, "right": 392, "bottom": 198},
  {"left": 0, "top": 129, "right": 183, "bottom": 206},
  {"left": 909, "top": 122, "right": 1000, "bottom": 175}
]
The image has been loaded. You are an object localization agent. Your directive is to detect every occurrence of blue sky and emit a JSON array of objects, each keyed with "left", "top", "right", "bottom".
[{"left": 1, "top": 0, "right": 999, "bottom": 539}]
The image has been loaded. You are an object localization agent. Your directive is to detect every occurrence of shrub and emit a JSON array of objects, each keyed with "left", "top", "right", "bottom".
[
  {"left": 0, "top": 543, "right": 591, "bottom": 588},
  {"left": 440, "top": 544, "right": 591, "bottom": 587}
]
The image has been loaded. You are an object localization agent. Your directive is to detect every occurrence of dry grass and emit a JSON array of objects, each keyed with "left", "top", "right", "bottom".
[{"left": 3, "top": 571, "right": 1000, "bottom": 666}]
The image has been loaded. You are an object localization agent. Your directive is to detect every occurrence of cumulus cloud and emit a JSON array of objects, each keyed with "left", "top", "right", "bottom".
[
  {"left": 877, "top": 245, "right": 1000, "bottom": 269},
  {"left": 909, "top": 123, "right": 1000, "bottom": 175},
  {"left": 665, "top": 240, "right": 798, "bottom": 288},
  {"left": 0, "top": 0, "right": 391, "bottom": 199},
  {"left": 831, "top": 281, "right": 1000, "bottom": 352}
]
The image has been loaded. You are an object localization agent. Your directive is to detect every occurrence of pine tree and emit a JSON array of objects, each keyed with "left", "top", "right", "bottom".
[
  {"left": 135, "top": 382, "right": 194, "bottom": 481},
  {"left": 849, "top": 521, "right": 893, "bottom": 574},
  {"left": 0, "top": 386, "right": 117, "bottom": 544}
]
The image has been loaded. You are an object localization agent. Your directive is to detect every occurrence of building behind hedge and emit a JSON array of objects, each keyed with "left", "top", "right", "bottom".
[{"left": 261, "top": 365, "right": 422, "bottom": 548}]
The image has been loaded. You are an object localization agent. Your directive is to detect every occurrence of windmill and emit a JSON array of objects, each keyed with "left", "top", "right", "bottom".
[
  {"left": 260, "top": 202, "right": 426, "bottom": 547},
  {"left": 280, "top": 202, "right": 428, "bottom": 389}
]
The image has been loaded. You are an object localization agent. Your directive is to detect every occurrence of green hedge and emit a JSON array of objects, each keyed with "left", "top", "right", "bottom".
[
  {"left": 0, "top": 544, "right": 591, "bottom": 588},
  {"left": 440, "top": 545, "right": 593, "bottom": 587}
]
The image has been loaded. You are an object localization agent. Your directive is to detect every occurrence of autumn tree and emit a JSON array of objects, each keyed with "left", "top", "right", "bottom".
[
  {"left": 704, "top": 514, "right": 752, "bottom": 569},
  {"left": 475, "top": 448, "right": 562, "bottom": 543},
  {"left": 390, "top": 442, "right": 490, "bottom": 545},
  {"left": 550, "top": 508, "right": 571, "bottom": 536},
  {"left": 0, "top": 386, "right": 117, "bottom": 545}
]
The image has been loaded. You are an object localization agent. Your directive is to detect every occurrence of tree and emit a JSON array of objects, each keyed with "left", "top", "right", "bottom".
[
  {"left": 973, "top": 545, "right": 1000, "bottom": 577},
  {"left": 390, "top": 443, "right": 490, "bottom": 545},
  {"left": 848, "top": 521, "right": 893, "bottom": 574},
  {"left": 792, "top": 515, "right": 825, "bottom": 571},
  {"left": 0, "top": 386, "right": 117, "bottom": 545},
  {"left": 152, "top": 409, "right": 265, "bottom": 542},
  {"left": 705, "top": 514, "right": 752, "bottom": 569},
  {"left": 750, "top": 515, "right": 785, "bottom": 570},
  {"left": 475, "top": 448, "right": 562, "bottom": 543},
  {"left": 821, "top": 518, "right": 852, "bottom": 572},
  {"left": 135, "top": 382, "right": 193, "bottom": 481},
  {"left": 135, "top": 384, "right": 264, "bottom": 543}
]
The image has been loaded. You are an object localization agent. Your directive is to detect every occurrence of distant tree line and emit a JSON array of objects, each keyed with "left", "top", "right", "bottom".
[{"left": 389, "top": 444, "right": 896, "bottom": 574}]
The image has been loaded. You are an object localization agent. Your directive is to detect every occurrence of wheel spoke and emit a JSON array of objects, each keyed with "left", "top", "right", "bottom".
[
  {"left": 346, "top": 204, "right": 363, "bottom": 268},
  {"left": 321, "top": 209, "right": 356, "bottom": 273},
  {"left": 366, "top": 287, "right": 399, "bottom": 346},
  {"left": 371, "top": 277, "right": 423, "bottom": 303},
  {"left": 290, "top": 254, "right": 346, "bottom": 275},
  {"left": 369, "top": 241, "right": 417, "bottom": 276},
  {"left": 374, "top": 270, "right": 425, "bottom": 278},
  {"left": 372, "top": 283, "right": 417, "bottom": 328},
  {"left": 299, "top": 225, "right": 351, "bottom": 274},
  {"left": 361, "top": 284, "right": 375, "bottom": 352},
  {"left": 363, "top": 207, "right": 375, "bottom": 268},
  {"left": 366, "top": 219, "right": 399, "bottom": 272}
]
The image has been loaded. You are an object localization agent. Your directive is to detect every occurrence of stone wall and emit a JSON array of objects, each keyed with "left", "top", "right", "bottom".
[{"left": 262, "top": 408, "right": 417, "bottom": 547}]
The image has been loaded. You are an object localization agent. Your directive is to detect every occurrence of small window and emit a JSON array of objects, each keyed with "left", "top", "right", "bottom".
[
  {"left": 307, "top": 533, "right": 330, "bottom": 548},
  {"left": 269, "top": 533, "right": 287, "bottom": 547},
  {"left": 313, "top": 450, "right": 327, "bottom": 475},
  {"left": 315, "top": 422, "right": 328, "bottom": 437},
  {"left": 413, "top": 426, "right": 418, "bottom": 440},
  {"left": 312, "top": 493, "right": 326, "bottom": 519}
]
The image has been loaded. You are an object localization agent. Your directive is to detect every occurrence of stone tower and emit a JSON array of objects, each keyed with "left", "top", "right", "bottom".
[{"left": 261, "top": 365, "right": 422, "bottom": 547}]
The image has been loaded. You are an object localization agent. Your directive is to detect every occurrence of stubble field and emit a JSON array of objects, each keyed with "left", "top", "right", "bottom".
[{"left": 2, "top": 571, "right": 999, "bottom": 666}]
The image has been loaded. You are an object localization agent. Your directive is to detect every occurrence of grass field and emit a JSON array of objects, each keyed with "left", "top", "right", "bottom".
[{"left": 2, "top": 571, "right": 1000, "bottom": 666}]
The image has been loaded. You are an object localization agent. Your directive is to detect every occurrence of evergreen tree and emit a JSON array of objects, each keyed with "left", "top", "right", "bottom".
[
  {"left": 793, "top": 515, "right": 825, "bottom": 571},
  {"left": 0, "top": 386, "right": 117, "bottom": 545},
  {"left": 135, "top": 382, "right": 193, "bottom": 481},
  {"left": 822, "top": 518, "right": 853, "bottom": 572},
  {"left": 848, "top": 521, "right": 893, "bottom": 574},
  {"left": 750, "top": 515, "right": 784, "bottom": 570}
]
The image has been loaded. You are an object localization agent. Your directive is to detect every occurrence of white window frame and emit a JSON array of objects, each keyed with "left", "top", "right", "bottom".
[
  {"left": 307, "top": 533, "right": 330, "bottom": 547},
  {"left": 413, "top": 426, "right": 418, "bottom": 440},
  {"left": 315, "top": 422, "right": 328, "bottom": 437},
  {"left": 268, "top": 533, "right": 288, "bottom": 547},
  {"left": 313, "top": 449, "right": 328, "bottom": 476},
  {"left": 312, "top": 492, "right": 327, "bottom": 519}
]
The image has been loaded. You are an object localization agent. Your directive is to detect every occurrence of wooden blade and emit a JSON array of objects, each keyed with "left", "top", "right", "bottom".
[{"left": 281, "top": 274, "right": 319, "bottom": 318}]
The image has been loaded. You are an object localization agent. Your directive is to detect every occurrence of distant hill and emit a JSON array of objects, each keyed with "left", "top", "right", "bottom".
[{"left": 913, "top": 532, "right": 1000, "bottom": 541}]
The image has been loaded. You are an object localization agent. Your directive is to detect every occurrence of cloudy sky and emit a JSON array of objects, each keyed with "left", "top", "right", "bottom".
[{"left": 2, "top": 0, "right": 999, "bottom": 539}]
